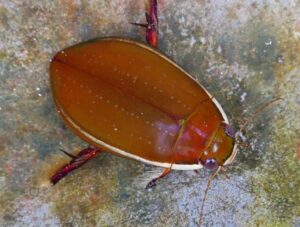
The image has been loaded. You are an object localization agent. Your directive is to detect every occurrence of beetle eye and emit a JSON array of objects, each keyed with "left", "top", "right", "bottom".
[
  {"left": 222, "top": 123, "right": 235, "bottom": 138},
  {"left": 204, "top": 158, "right": 218, "bottom": 170}
]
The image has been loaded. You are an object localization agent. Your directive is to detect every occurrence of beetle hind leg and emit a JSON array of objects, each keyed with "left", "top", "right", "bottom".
[
  {"left": 50, "top": 145, "right": 102, "bottom": 185},
  {"left": 145, "top": 168, "right": 171, "bottom": 189}
]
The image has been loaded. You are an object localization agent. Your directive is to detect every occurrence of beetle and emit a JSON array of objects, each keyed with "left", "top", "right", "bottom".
[
  {"left": 50, "top": 0, "right": 237, "bottom": 188},
  {"left": 49, "top": 38, "right": 238, "bottom": 188}
]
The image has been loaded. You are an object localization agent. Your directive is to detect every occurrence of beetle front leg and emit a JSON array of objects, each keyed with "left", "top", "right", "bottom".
[
  {"left": 50, "top": 145, "right": 102, "bottom": 185},
  {"left": 146, "top": 168, "right": 171, "bottom": 189}
]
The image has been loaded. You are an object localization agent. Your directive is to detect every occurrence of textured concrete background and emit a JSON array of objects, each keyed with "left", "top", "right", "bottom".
[{"left": 0, "top": 0, "right": 299, "bottom": 226}]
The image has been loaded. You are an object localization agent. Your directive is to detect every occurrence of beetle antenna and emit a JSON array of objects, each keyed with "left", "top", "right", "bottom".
[
  {"left": 234, "top": 140, "right": 250, "bottom": 148},
  {"left": 220, "top": 166, "right": 230, "bottom": 180},
  {"left": 199, "top": 167, "right": 220, "bottom": 225},
  {"left": 235, "top": 97, "right": 281, "bottom": 140}
]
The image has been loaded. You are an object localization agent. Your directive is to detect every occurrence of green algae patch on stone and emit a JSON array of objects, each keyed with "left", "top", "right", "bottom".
[
  {"left": 49, "top": 154, "right": 123, "bottom": 226},
  {"left": 248, "top": 77, "right": 300, "bottom": 225},
  {"left": 207, "top": 8, "right": 300, "bottom": 226},
  {"left": 240, "top": 31, "right": 277, "bottom": 69},
  {"left": 0, "top": 51, "right": 7, "bottom": 60}
]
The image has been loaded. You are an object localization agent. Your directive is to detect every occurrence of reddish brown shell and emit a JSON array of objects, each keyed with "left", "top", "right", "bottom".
[{"left": 50, "top": 38, "right": 229, "bottom": 169}]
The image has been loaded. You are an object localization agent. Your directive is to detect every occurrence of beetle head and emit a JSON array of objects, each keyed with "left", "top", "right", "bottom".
[
  {"left": 199, "top": 122, "right": 237, "bottom": 170},
  {"left": 198, "top": 98, "right": 280, "bottom": 170}
]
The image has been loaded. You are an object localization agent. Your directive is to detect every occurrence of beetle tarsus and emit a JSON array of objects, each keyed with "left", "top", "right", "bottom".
[
  {"left": 145, "top": 168, "right": 171, "bottom": 189},
  {"left": 59, "top": 148, "right": 77, "bottom": 159},
  {"left": 146, "top": 179, "right": 157, "bottom": 189},
  {"left": 50, "top": 146, "right": 102, "bottom": 185},
  {"left": 130, "top": 22, "right": 148, "bottom": 27}
]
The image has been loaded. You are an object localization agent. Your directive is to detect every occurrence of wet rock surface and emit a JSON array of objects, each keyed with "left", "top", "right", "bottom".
[{"left": 0, "top": 1, "right": 299, "bottom": 226}]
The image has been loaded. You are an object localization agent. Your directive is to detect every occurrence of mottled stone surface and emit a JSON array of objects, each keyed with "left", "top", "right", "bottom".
[{"left": 0, "top": 0, "right": 299, "bottom": 226}]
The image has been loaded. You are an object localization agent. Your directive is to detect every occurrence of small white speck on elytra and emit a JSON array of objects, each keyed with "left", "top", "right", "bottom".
[
  {"left": 36, "top": 87, "right": 40, "bottom": 91},
  {"left": 213, "top": 144, "right": 218, "bottom": 153}
]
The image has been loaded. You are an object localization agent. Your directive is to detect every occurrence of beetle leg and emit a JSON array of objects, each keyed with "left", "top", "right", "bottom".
[
  {"left": 145, "top": 168, "right": 171, "bottom": 189},
  {"left": 50, "top": 146, "right": 102, "bottom": 185},
  {"left": 131, "top": 0, "right": 158, "bottom": 48}
]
